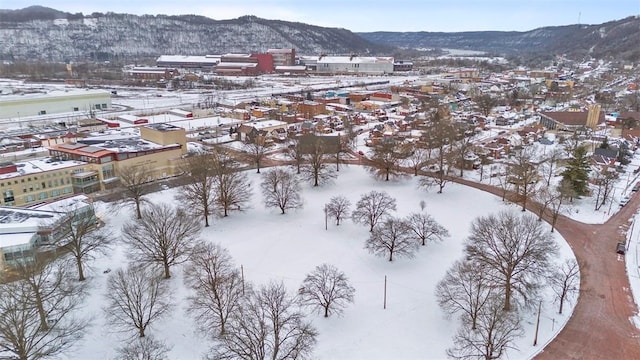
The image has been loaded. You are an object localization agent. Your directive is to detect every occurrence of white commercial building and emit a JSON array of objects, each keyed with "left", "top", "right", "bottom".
[
  {"left": 0, "top": 89, "right": 112, "bottom": 120},
  {"left": 301, "top": 56, "right": 395, "bottom": 75}
]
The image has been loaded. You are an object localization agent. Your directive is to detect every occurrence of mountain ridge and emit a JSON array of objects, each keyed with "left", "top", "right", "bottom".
[
  {"left": 358, "top": 16, "right": 640, "bottom": 61},
  {"left": 0, "top": 6, "right": 638, "bottom": 62}
]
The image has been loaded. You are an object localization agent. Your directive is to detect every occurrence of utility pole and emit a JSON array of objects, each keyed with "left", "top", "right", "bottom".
[
  {"left": 241, "top": 265, "right": 245, "bottom": 296},
  {"left": 383, "top": 275, "right": 387, "bottom": 310},
  {"left": 533, "top": 300, "right": 542, "bottom": 346}
]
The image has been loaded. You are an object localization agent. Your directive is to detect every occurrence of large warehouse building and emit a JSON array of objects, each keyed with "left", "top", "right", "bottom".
[{"left": 0, "top": 89, "right": 112, "bottom": 120}]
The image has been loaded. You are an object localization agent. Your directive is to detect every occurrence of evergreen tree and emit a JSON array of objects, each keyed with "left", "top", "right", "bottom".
[{"left": 561, "top": 145, "right": 590, "bottom": 196}]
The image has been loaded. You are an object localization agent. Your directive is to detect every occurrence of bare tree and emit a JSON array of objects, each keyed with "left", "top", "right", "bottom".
[
  {"left": 548, "top": 259, "right": 581, "bottom": 314},
  {"left": 405, "top": 145, "right": 429, "bottom": 176},
  {"left": 325, "top": 195, "right": 351, "bottom": 226},
  {"left": 121, "top": 203, "right": 201, "bottom": 279},
  {"left": 475, "top": 93, "right": 498, "bottom": 117},
  {"left": 115, "top": 336, "right": 171, "bottom": 360},
  {"left": 447, "top": 297, "right": 523, "bottom": 360},
  {"left": 104, "top": 265, "right": 171, "bottom": 338},
  {"left": 244, "top": 141, "right": 268, "bottom": 174},
  {"left": 332, "top": 135, "right": 350, "bottom": 172},
  {"left": 118, "top": 165, "right": 154, "bottom": 219},
  {"left": 365, "top": 217, "right": 419, "bottom": 262},
  {"left": 286, "top": 139, "right": 305, "bottom": 174},
  {"left": 550, "top": 182, "right": 572, "bottom": 232},
  {"left": 540, "top": 148, "right": 563, "bottom": 187},
  {"left": 420, "top": 107, "right": 456, "bottom": 193},
  {"left": 0, "top": 267, "right": 87, "bottom": 360},
  {"left": 298, "top": 264, "right": 355, "bottom": 318},
  {"left": 506, "top": 147, "right": 540, "bottom": 212},
  {"left": 261, "top": 168, "right": 303, "bottom": 214},
  {"left": 184, "top": 242, "right": 244, "bottom": 337},
  {"left": 453, "top": 132, "right": 475, "bottom": 178},
  {"left": 592, "top": 166, "right": 618, "bottom": 211},
  {"left": 436, "top": 260, "right": 496, "bottom": 330},
  {"left": 301, "top": 138, "right": 336, "bottom": 187},
  {"left": 180, "top": 152, "right": 217, "bottom": 227},
  {"left": 12, "top": 259, "right": 85, "bottom": 332},
  {"left": 211, "top": 148, "right": 252, "bottom": 217},
  {"left": 351, "top": 190, "right": 397, "bottom": 232},
  {"left": 212, "top": 282, "right": 317, "bottom": 360},
  {"left": 54, "top": 202, "right": 112, "bottom": 281},
  {"left": 405, "top": 212, "right": 449, "bottom": 246},
  {"left": 366, "top": 140, "right": 408, "bottom": 181},
  {"left": 465, "top": 211, "right": 558, "bottom": 311}
]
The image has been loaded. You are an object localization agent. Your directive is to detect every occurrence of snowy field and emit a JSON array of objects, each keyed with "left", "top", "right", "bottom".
[{"left": 63, "top": 165, "right": 576, "bottom": 360}]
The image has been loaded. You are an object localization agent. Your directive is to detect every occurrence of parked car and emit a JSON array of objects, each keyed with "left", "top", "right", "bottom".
[
  {"left": 633, "top": 182, "right": 640, "bottom": 192},
  {"left": 620, "top": 195, "right": 631, "bottom": 206},
  {"left": 616, "top": 242, "right": 626, "bottom": 255}
]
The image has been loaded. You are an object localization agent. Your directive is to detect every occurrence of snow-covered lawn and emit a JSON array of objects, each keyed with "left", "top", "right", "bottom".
[{"left": 64, "top": 165, "right": 576, "bottom": 360}]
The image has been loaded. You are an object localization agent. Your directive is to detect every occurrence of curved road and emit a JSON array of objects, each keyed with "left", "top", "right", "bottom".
[{"left": 450, "top": 176, "right": 640, "bottom": 359}]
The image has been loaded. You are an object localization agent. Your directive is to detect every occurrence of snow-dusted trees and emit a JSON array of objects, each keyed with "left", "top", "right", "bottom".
[
  {"left": 210, "top": 148, "right": 252, "bottom": 217},
  {"left": 351, "top": 191, "right": 397, "bottom": 232},
  {"left": 465, "top": 211, "right": 558, "bottom": 311},
  {"left": 54, "top": 202, "right": 112, "bottom": 281},
  {"left": 592, "top": 166, "right": 618, "bottom": 211},
  {"left": 0, "top": 261, "right": 87, "bottom": 360},
  {"left": 325, "top": 195, "right": 351, "bottom": 226},
  {"left": 261, "top": 168, "right": 303, "bottom": 214},
  {"left": 180, "top": 152, "right": 217, "bottom": 227},
  {"left": 366, "top": 140, "right": 408, "bottom": 181},
  {"left": 212, "top": 282, "right": 317, "bottom": 360},
  {"left": 184, "top": 242, "right": 244, "bottom": 337},
  {"left": 506, "top": 147, "right": 540, "bottom": 212},
  {"left": 420, "top": 106, "right": 456, "bottom": 194},
  {"left": 405, "top": 144, "right": 429, "bottom": 176},
  {"left": 104, "top": 265, "right": 171, "bottom": 338},
  {"left": 404, "top": 212, "right": 449, "bottom": 246},
  {"left": 301, "top": 138, "right": 336, "bottom": 187},
  {"left": 446, "top": 297, "right": 523, "bottom": 360},
  {"left": 244, "top": 141, "right": 268, "bottom": 174},
  {"left": 435, "top": 260, "right": 496, "bottom": 330},
  {"left": 115, "top": 337, "right": 171, "bottom": 360},
  {"left": 365, "top": 217, "right": 419, "bottom": 262},
  {"left": 286, "top": 139, "right": 305, "bottom": 174},
  {"left": 298, "top": 264, "right": 355, "bottom": 318},
  {"left": 118, "top": 165, "right": 153, "bottom": 219},
  {"left": 121, "top": 203, "right": 201, "bottom": 279},
  {"left": 548, "top": 259, "right": 580, "bottom": 314}
]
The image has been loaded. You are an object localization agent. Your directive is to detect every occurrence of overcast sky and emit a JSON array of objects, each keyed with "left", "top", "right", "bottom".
[{"left": 6, "top": 0, "right": 640, "bottom": 32}]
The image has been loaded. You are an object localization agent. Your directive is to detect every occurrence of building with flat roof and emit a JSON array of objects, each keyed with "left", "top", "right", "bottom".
[
  {"left": 156, "top": 55, "right": 220, "bottom": 69},
  {"left": 47, "top": 124, "right": 188, "bottom": 193},
  {"left": 0, "top": 89, "right": 112, "bottom": 120},
  {"left": 0, "top": 195, "right": 93, "bottom": 271},
  {"left": 0, "top": 158, "right": 87, "bottom": 207},
  {"left": 301, "top": 55, "right": 394, "bottom": 75}
]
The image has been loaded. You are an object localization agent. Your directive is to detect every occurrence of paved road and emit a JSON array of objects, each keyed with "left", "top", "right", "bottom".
[{"left": 450, "top": 176, "right": 640, "bottom": 360}]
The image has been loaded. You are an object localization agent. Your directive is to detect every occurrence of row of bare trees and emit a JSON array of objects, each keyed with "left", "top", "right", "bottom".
[
  {"left": 345, "top": 191, "right": 450, "bottom": 261},
  {"left": 435, "top": 211, "right": 579, "bottom": 359}
]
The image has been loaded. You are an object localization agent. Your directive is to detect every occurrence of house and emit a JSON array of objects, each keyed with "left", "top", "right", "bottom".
[{"left": 592, "top": 148, "right": 619, "bottom": 167}]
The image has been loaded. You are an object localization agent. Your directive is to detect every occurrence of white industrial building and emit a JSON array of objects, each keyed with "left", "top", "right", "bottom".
[
  {"left": 0, "top": 89, "right": 112, "bottom": 120},
  {"left": 301, "top": 55, "right": 395, "bottom": 75}
]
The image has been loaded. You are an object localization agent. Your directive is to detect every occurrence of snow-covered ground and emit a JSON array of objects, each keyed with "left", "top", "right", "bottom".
[{"left": 62, "top": 165, "right": 576, "bottom": 360}]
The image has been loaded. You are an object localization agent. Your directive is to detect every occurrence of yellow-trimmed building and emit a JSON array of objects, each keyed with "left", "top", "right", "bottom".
[{"left": 47, "top": 124, "right": 188, "bottom": 193}]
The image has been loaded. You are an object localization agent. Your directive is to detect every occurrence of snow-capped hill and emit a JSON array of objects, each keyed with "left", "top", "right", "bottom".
[{"left": 0, "top": 7, "right": 391, "bottom": 61}]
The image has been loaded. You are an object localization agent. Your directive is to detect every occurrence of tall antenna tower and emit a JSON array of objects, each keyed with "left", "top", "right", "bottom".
[{"left": 578, "top": 12, "right": 581, "bottom": 26}]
